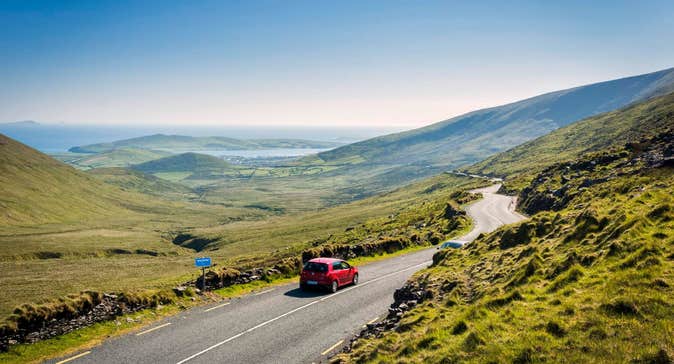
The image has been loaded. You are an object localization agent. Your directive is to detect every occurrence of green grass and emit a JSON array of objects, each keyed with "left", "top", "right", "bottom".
[
  {"left": 336, "top": 169, "right": 674, "bottom": 362},
  {"left": 182, "top": 174, "right": 483, "bottom": 258},
  {"left": 87, "top": 167, "right": 195, "bottom": 199},
  {"left": 151, "top": 171, "right": 194, "bottom": 182}
]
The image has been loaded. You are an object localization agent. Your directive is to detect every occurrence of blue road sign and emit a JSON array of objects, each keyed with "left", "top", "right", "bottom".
[{"left": 195, "top": 257, "right": 211, "bottom": 267}]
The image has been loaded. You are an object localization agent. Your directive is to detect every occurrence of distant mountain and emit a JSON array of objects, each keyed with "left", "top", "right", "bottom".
[
  {"left": 309, "top": 67, "right": 674, "bottom": 171},
  {"left": 0, "top": 120, "right": 39, "bottom": 126},
  {"left": 70, "top": 134, "right": 344, "bottom": 153}
]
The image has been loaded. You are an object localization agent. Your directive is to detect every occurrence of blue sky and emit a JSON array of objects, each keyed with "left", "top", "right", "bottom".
[{"left": 1, "top": 0, "right": 673, "bottom": 127}]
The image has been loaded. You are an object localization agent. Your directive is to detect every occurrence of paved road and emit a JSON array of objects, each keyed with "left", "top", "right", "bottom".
[
  {"left": 458, "top": 184, "right": 527, "bottom": 242},
  {"left": 48, "top": 184, "right": 525, "bottom": 364}
]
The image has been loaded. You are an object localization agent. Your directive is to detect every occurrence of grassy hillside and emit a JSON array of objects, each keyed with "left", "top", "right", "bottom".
[
  {"left": 131, "top": 152, "right": 251, "bottom": 182},
  {"left": 132, "top": 152, "right": 231, "bottom": 173},
  {"left": 53, "top": 147, "right": 171, "bottom": 169},
  {"left": 333, "top": 94, "right": 674, "bottom": 363},
  {"left": 0, "top": 134, "right": 146, "bottom": 226},
  {"left": 0, "top": 135, "right": 273, "bottom": 315},
  {"left": 87, "top": 167, "right": 195, "bottom": 199},
  {"left": 70, "top": 134, "right": 343, "bottom": 153}
]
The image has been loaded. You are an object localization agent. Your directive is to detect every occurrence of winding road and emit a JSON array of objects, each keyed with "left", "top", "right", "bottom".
[{"left": 48, "top": 184, "right": 525, "bottom": 364}]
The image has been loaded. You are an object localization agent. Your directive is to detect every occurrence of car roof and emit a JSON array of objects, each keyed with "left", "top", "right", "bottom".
[
  {"left": 442, "top": 240, "right": 468, "bottom": 245},
  {"left": 308, "top": 257, "right": 342, "bottom": 264}
]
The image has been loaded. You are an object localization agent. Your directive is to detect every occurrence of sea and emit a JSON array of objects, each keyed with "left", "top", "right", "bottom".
[{"left": 0, "top": 122, "right": 405, "bottom": 156}]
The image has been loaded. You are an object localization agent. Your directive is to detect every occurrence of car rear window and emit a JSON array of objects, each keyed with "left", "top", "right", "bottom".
[
  {"left": 303, "top": 262, "right": 328, "bottom": 272},
  {"left": 442, "top": 242, "right": 462, "bottom": 248}
]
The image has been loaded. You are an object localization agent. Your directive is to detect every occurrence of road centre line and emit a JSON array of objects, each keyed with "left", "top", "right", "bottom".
[
  {"left": 55, "top": 351, "right": 91, "bottom": 364},
  {"left": 204, "top": 302, "right": 230, "bottom": 312},
  {"left": 136, "top": 322, "right": 172, "bottom": 336},
  {"left": 321, "top": 339, "right": 345, "bottom": 356},
  {"left": 176, "top": 260, "right": 431, "bottom": 364}
]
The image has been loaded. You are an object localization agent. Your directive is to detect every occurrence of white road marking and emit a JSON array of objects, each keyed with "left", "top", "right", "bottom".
[
  {"left": 321, "top": 339, "right": 344, "bottom": 356},
  {"left": 204, "top": 302, "right": 230, "bottom": 312},
  {"left": 176, "top": 260, "right": 431, "bottom": 364},
  {"left": 136, "top": 322, "right": 171, "bottom": 336},
  {"left": 253, "top": 289, "right": 275, "bottom": 296},
  {"left": 55, "top": 351, "right": 91, "bottom": 364},
  {"left": 366, "top": 317, "right": 379, "bottom": 325}
]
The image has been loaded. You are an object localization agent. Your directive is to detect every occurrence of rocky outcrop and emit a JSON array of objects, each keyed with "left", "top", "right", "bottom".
[{"left": 519, "top": 128, "right": 673, "bottom": 216}]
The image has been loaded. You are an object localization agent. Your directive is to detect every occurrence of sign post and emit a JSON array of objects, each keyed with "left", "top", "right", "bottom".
[{"left": 194, "top": 257, "right": 212, "bottom": 291}]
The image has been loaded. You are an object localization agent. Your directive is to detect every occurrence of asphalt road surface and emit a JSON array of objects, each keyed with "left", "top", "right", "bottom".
[
  {"left": 49, "top": 184, "right": 525, "bottom": 364},
  {"left": 458, "top": 184, "right": 527, "bottom": 242}
]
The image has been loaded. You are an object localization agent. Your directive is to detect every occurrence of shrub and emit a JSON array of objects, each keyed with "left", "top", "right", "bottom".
[
  {"left": 462, "top": 331, "right": 484, "bottom": 351},
  {"left": 600, "top": 299, "right": 640, "bottom": 317},
  {"left": 500, "top": 223, "right": 536, "bottom": 249},
  {"left": 451, "top": 320, "right": 468, "bottom": 335},
  {"left": 545, "top": 320, "right": 566, "bottom": 337},
  {"left": 513, "top": 348, "right": 535, "bottom": 364}
]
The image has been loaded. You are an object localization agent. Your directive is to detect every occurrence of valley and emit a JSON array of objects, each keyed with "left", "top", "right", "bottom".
[{"left": 0, "top": 70, "right": 672, "bottom": 363}]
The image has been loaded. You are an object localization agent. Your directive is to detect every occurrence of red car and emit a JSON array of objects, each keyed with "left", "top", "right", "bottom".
[{"left": 299, "top": 258, "right": 359, "bottom": 293}]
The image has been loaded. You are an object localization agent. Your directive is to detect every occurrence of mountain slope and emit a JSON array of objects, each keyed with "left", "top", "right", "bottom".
[
  {"left": 334, "top": 93, "right": 674, "bottom": 363},
  {"left": 70, "top": 134, "right": 343, "bottom": 153},
  {"left": 0, "top": 134, "right": 139, "bottom": 226},
  {"left": 87, "top": 167, "right": 195, "bottom": 199},
  {"left": 304, "top": 67, "right": 674, "bottom": 183},
  {"left": 468, "top": 89, "right": 674, "bottom": 179}
]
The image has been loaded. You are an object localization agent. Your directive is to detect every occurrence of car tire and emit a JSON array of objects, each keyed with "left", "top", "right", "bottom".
[
  {"left": 330, "top": 280, "right": 338, "bottom": 293},
  {"left": 299, "top": 283, "right": 307, "bottom": 291},
  {"left": 352, "top": 273, "right": 359, "bottom": 285}
]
